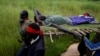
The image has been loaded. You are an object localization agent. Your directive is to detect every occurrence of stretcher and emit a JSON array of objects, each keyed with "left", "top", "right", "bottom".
[
  {"left": 41, "top": 23, "right": 100, "bottom": 33},
  {"left": 34, "top": 9, "right": 100, "bottom": 42},
  {"left": 40, "top": 23, "right": 100, "bottom": 43}
]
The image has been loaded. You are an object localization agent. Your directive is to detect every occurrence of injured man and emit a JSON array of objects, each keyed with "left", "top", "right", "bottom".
[{"left": 34, "top": 9, "right": 99, "bottom": 39}]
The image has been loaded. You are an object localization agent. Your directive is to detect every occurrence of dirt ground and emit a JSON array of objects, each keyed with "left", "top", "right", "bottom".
[{"left": 61, "top": 43, "right": 79, "bottom": 56}]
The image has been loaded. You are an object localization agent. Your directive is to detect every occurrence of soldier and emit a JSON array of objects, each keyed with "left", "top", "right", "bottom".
[
  {"left": 17, "top": 10, "right": 45, "bottom": 56},
  {"left": 83, "top": 32, "right": 100, "bottom": 56}
]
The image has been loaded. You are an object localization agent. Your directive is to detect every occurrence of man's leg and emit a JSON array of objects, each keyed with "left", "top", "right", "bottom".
[
  {"left": 30, "top": 49, "right": 44, "bottom": 56},
  {"left": 78, "top": 38, "right": 86, "bottom": 56},
  {"left": 78, "top": 33, "right": 90, "bottom": 56},
  {"left": 28, "top": 37, "right": 45, "bottom": 56},
  {"left": 17, "top": 45, "right": 28, "bottom": 56}
]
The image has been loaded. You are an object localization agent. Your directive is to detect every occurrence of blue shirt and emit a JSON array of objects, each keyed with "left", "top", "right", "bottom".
[
  {"left": 69, "top": 15, "right": 95, "bottom": 25},
  {"left": 84, "top": 37, "right": 100, "bottom": 56}
]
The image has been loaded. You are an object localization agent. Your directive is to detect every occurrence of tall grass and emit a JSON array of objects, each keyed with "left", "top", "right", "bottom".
[{"left": 0, "top": 0, "right": 100, "bottom": 56}]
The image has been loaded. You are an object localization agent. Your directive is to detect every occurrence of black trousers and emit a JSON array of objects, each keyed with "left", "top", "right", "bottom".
[
  {"left": 28, "top": 37, "right": 45, "bottom": 56},
  {"left": 17, "top": 36, "right": 45, "bottom": 56},
  {"left": 78, "top": 34, "right": 90, "bottom": 56}
]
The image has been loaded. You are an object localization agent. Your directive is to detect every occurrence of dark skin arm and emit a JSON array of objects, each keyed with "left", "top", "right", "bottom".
[{"left": 34, "top": 9, "right": 45, "bottom": 26}]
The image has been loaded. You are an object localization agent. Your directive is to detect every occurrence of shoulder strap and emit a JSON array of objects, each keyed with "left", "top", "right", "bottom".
[{"left": 30, "top": 35, "right": 40, "bottom": 44}]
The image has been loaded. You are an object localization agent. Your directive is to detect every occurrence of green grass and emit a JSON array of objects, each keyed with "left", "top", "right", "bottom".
[
  {"left": 44, "top": 35, "right": 76, "bottom": 56},
  {"left": 0, "top": 0, "right": 100, "bottom": 56}
]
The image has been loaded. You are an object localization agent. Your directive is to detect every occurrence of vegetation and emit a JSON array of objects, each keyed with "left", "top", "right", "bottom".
[{"left": 0, "top": 0, "right": 100, "bottom": 56}]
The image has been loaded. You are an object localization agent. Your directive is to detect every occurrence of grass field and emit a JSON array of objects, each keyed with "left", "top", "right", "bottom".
[{"left": 0, "top": 0, "right": 100, "bottom": 56}]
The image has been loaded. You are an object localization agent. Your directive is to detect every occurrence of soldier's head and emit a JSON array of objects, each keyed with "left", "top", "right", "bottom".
[{"left": 20, "top": 10, "right": 28, "bottom": 20}]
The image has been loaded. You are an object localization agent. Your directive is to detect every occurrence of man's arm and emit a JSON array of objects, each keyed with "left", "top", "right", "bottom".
[{"left": 84, "top": 37, "right": 100, "bottom": 51}]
